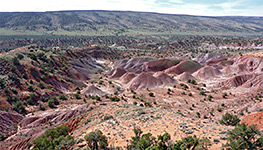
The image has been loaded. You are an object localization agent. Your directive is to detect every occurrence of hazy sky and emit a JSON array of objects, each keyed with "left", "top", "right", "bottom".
[{"left": 1, "top": 0, "right": 262, "bottom": 16}]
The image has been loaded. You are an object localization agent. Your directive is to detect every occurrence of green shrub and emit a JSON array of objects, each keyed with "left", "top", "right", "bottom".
[
  {"left": 217, "top": 107, "right": 222, "bottom": 112},
  {"left": 8, "top": 73, "right": 20, "bottom": 84},
  {"left": 40, "top": 75, "right": 46, "bottom": 80},
  {"left": 224, "top": 123, "right": 263, "bottom": 150},
  {"left": 0, "top": 133, "right": 5, "bottom": 141},
  {"left": 207, "top": 95, "right": 213, "bottom": 101},
  {"left": 12, "top": 57, "right": 20, "bottom": 66},
  {"left": 12, "top": 101, "right": 26, "bottom": 114},
  {"left": 103, "top": 115, "right": 113, "bottom": 121},
  {"left": 222, "top": 93, "right": 227, "bottom": 98},
  {"left": 95, "top": 96, "right": 101, "bottom": 101},
  {"left": 33, "top": 126, "right": 74, "bottom": 150},
  {"left": 196, "top": 112, "right": 200, "bottom": 118},
  {"left": 17, "top": 53, "right": 24, "bottom": 60},
  {"left": 74, "top": 93, "right": 81, "bottom": 99},
  {"left": 199, "top": 91, "right": 205, "bottom": 96},
  {"left": 84, "top": 130, "right": 108, "bottom": 150},
  {"left": 47, "top": 97, "right": 59, "bottom": 108},
  {"left": 10, "top": 88, "right": 18, "bottom": 94},
  {"left": 27, "top": 85, "right": 34, "bottom": 91},
  {"left": 110, "top": 96, "right": 120, "bottom": 102},
  {"left": 10, "top": 65, "right": 17, "bottom": 72},
  {"left": 148, "top": 92, "right": 154, "bottom": 97},
  {"left": 220, "top": 112, "right": 240, "bottom": 126},
  {"left": 59, "top": 94, "right": 67, "bottom": 100},
  {"left": 39, "top": 104, "right": 45, "bottom": 111},
  {"left": 38, "top": 82, "right": 45, "bottom": 89},
  {"left": 0, "top": 79, "right": 5, "bottom": 89},
  {"left": 144, "top": 102, "right": 152, "bottom": 107}
]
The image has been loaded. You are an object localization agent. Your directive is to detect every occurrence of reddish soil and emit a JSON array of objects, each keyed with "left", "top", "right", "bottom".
[{"left": 242, "top": 112, "right": 263, "bottom": 130}]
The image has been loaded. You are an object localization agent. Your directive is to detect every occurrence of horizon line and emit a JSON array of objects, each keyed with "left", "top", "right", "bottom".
[{"left": 0, "top": 9, "right": 262, "bottom": 17}]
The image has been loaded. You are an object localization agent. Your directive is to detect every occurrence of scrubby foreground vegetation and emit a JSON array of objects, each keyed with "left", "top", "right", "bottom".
[{"left": 30, "top": 122, "right": 263, "bottom": 150}]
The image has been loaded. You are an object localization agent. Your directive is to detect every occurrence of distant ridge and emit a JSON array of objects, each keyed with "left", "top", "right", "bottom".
[{"left": 1, "top": 10, "right": 263, "bottom": 36}]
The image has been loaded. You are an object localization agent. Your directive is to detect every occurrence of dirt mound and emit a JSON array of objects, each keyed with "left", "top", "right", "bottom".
[
  {"left": 0, "top": 111, "right": 23, "bottom": 137},
  {"left": 114, "top": 57, "right": 155, "bottom": 73},
  {"left": 142, "top": 59, "right": 181, "bottom": 72},
  {"left": 242, "top": 74, "right": 263, "bottom": 92},
  {"left": 195, "top": 53, "right": 227, "bottom": 64},
  {"left": 206, "top": 57, "right": 233, "bottom": 67},
  {"left": 221, "top": 55, "right": 263, "bottom": 75},
  {"left": 216, "top": 74, "right": 254, "bottom": 88},
  {"left": 128, "top": 72, "right": 163, "bottom": 90},
  {"left": 81, "top": 85, "right": 107, "bottom": 96},
  {"left": 153, "top": 72, "right": 177, "bottom": 84},
  {"left": 164, "top": 60, "right": 202, "bottom": 75},
  {"left": 109, "top": 67, "right": 126, "bottom": 78},
  {"left": 176, "top": 72, "right": 196, "bottom": 82},
  {"left": 68, "top": 57, "right": 104, "bottom": 78},
  {"left": 242, "top": 111, "right": 263, "bottom": 130},
  {"left": 193, "top": 66, "right": 222, "bottom": 79},
  {"left": 120, "top": 72, "right": 137, "bottom": 84}
]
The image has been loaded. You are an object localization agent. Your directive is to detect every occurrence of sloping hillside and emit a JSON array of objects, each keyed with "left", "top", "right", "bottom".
[{"left": 1, "top": 10, "right": 263, "bottom": 36}]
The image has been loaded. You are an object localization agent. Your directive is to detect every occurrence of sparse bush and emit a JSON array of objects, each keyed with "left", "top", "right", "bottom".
[
  {"left": 222, "top": 93, "right": 227, "bottom": 98},
  {"left": 74, "top": 93, "right": 81, "bottom": 99},
  {"left": 10, "top": 88, "right": 18, "bottom": 94},
  {"left": 40, "top": 75, "right": 46, "bottom": 80},
  {"left": 217, "top": 107, "right": 222, "bottom": 112},
  {"left": 220, "top": 112, "right": 240, "bottom": 126},
  {"left": 38, "top": 82, "right": 45, "bottom": 89},
  {"left": 84, "top": 130, "right": 108, "bottom": 150},
  {"left": 0, "top": 133, "right": 5, "bottom": 141},
  {"left": 199, "top": 91, "right": 205, "bottom": 96},
  {"left": 188, "top": 79, "right": 197, "bottom": 85},
  {"left": 224, "top": 123, "right": 263, "bottom": 149},
  {"left": 183, "top": 84, "right": 189, "bottom": 89},
  {"left": 110, "top": 96, "right": 120, "bottom": 102},
  {"left": 8, "top": 73, "right": 20, "bottom": 84},
  {"left": 12, "top": 101, "right": 26, "bottom": 114},
  {"left": 144, "top": 102, "right": 152, "bottom": 107},
  {"left": 48, "top": 99, "right": 55, "bottom": 108},
  {"left": 59, "top": 94, "right": 67, "bottom": 100},
  {"left": 33, "top": 126, "right": 74, "bottom": 150},
  {"left": 12, "top": 57, "right": 20, "bottom": 66},
  {"left": 196, "top": 112, "right": 200, "bottom": 118},
  {"left": 103, "top": 115, "right": 113, "bottom": 121},
  {"left": 0, "top": 79, "right": 5, "bottom": 89},
  {"left": 17, "top": 53, "right": 24, "bottom": 60},
  {"left": 29, "top": 80, "right": 34, "bottom": 84},
  {"left": 207, "top": 95, "right": 213, "bottom": 101},
  {"left": 95, "top": 96, "right": 101, "bottom": 101},
  {"left": 10, "top": 65, "right": 17, "bottom": 72},
  {"left": 27, "top": 85, "right": 34, "bottom": 91},
  {"left": 39, "top": 104, "right": 45, "bottom": 111},
  {"left": 148, "top": 92, "right": 154, "bottom": 97}
]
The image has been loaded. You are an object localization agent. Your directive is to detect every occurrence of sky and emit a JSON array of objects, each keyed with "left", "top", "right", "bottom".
[{"left": 1, "top": 0, "right": 263, "bottom": 16}]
